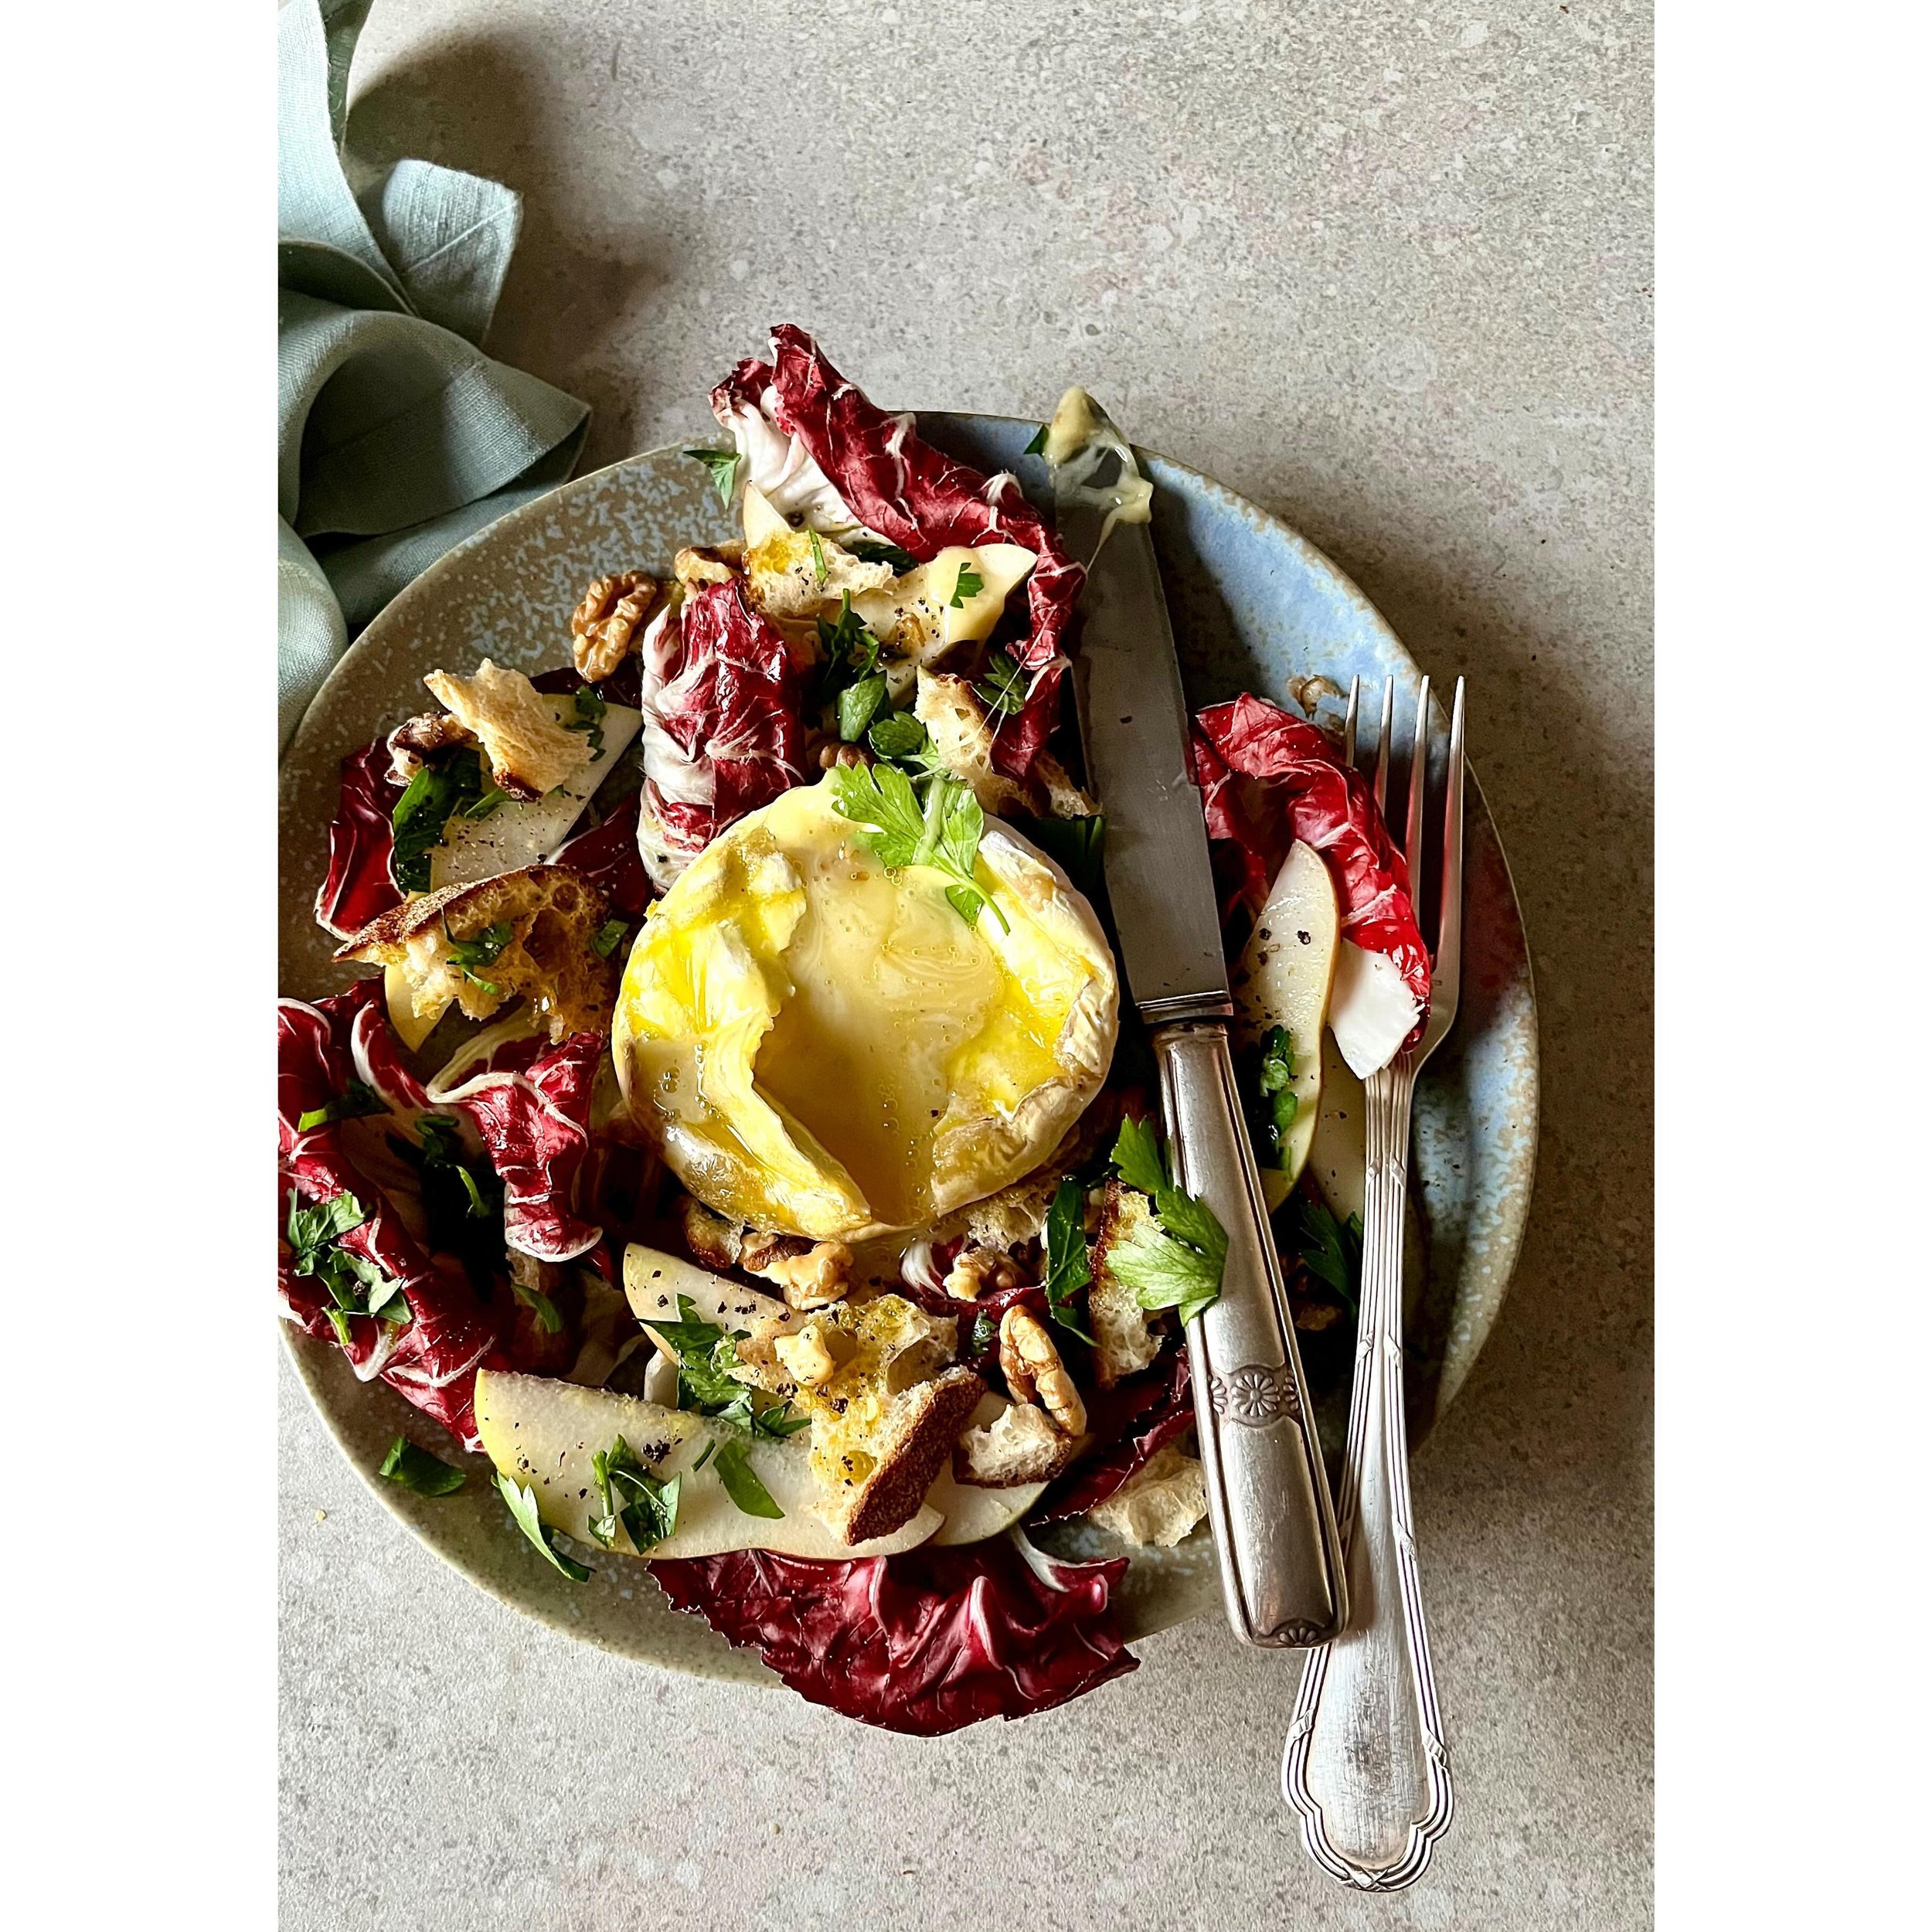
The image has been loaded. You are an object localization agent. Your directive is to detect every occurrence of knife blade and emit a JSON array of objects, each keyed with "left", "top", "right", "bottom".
[{"left": 1049, "top": 391, "right": 1347, "bottom": 1649}]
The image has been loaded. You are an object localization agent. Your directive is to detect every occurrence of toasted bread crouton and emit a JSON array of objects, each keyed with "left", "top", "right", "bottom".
[
  {"left": 792, "top": 1295, "right": 980, "bottom": 1544},
  {"left": 1088, "top": 1181, "right": 1166, "bottom": 1389},
  {"left": 913, "top": 671, "right": 1035, "bottom": 817},
  {"left": 423, "top": 659, "right": 594, "bottom": 800},
  {"left": 1086, "top": 1442, "right": 1209, "bottom": 1548},
  {"left": 335, "top": 863, "right": 614, "bottom": 1042},
  {"left": 954, "top": 1396, "right": 1080, "bottom": 1488}
]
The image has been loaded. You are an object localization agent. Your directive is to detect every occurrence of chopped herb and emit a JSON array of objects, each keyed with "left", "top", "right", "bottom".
[
  {"left": 816, "top": 592, "right": 883, "bottom": 678},
  {"left": 287, "top": 1189, "right": 412, "bottom": 1333},
  {"left": 650, "top": 1295, "right": 811, "bottom": 1438},
  {"left": 394, "top": 1117, "right": 502, "bottom": 1297},
  {"left": 682, "top": 446, "right": 741, "bottom": 505},
  {"left": 296, "top": 1078, "right": 390, "bottom": 1134},
  {"left": 1015, "top": 811, "right": 1106, "bottom": 897},
  {"left": 828, "top": 761, "right": 1009, "bottom": 934},
  {"left": 847, "top": 537, "right": 918, "bottom": 573},
  {"left": 587, "top": 1435, "right": 680, "bottom": 1552},
  {"left": 390, "top": 745, "right": 485, "bottom": 892},
  {"left": 838, "top": 673, "right": 888, "bottom": 742},
  {"left": 1297, "top": 1200, "right": 1363, "bottom": 1319},
  {"left": 285, "top": 1190, "right": 367, "bottom": 1272},
  {"left": 1023, "top": 423, "right": 1050, "bottom": 456},
  {"left": 950, "top": 561, "right": 986, "bottom": 608},
  {"left": 1247, "top": 1026, "right": 1299, "bottom": 1169},
  {"left": 566, "top": 685, "right": 607, "bottom": 761},
  {"left": 512, "top": 1279, "right": 563, "bottom": 1334},
  {"left": 712, "top": 1438, "right": 784, "bottom": 1519},
  {"left": 378, "top": 1436, "right": 466, "bottom": 1496},
  {"left": 691, "top": 1439, "right": 718, "bottom": 1473},
  {"left": 808, "top": 527, "right": 828, "bottom": 585},
  {"left": 495, "top": 1470, "right": 591, "bottom": 1580},
  {"left": 866, "top": 711, "right": 928, "bottom": 762},
  {"left": 590, "top": 917, "right": 629, "bottom": 959},
  {"left": 446, "top": 919, "right": 512, "bottom": 976},
  {"left": 1043, "top": 1180, "right": 1095, "bottom": 1340},
  {"left": 975, "top": 649, "right": 1029, "bottom": 718},
  {"left": 464, "top": 786, "right": 509, "bottom": 820},
  {"left": 969, "top": 1311, "right": 996, "bottom": 1356},
  {"left": 1106, "top": 1119, "right": 1230, "bottom": 1326}
]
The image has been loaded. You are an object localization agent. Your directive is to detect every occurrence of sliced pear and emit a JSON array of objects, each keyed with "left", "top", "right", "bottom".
[
  {"left": 1306, "top": 1029, "right": 1366, "bottom": 1226},
  {"left": 473, "top": 1370, "right": 940, "bottom": 1560},
  {"left": 1233, "top": 842, "right": 1340, "bottom": 1209},
  {"left": 927, "top": 1466, "right": 1046, "bottom": 1545},
  {"left": 621, "top": 1243, "right": 794, "bottom": 1341},
  {"left": 386, "top": 961, "right": 448, "bottom": 1052},
  {"left": 852, "top": 543, "right": 1036, "bottom": 664}
]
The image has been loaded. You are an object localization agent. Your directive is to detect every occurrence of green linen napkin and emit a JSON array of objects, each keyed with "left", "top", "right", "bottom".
[{"left": 278, "top": 0, "right": 590, "bottom": 749}]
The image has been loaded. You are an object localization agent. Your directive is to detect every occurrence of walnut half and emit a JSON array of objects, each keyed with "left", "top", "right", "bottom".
[
  {"left": 998, "top": 1306, "right": 1087, "bottom": 1437},
  {"left": 571, "top": 571, "right": 659, "bottom": 682}
]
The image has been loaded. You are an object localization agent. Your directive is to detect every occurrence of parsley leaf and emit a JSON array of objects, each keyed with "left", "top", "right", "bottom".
[
  {"left": 950, "top": 561, "right": 985, "bottom": 607},
  {"left": 969, "top": 1311, "right": 996, "bottom": 1357},
  {"left": 815, "top": 590, "right": 883, "bottom": 682},
  {"left": 590, "top": 917, "right": 629, "bottom": 959},
  {"left": 1015, "top": 811, "right": 1106, "bottom": 898},
  {"left": 495, "top": 1470, "right": 591, "bottom": 1580},
  {"left": 846, "top": 537, "right": 918, "bottom": 573},
  {"left": 390, "top": 746, "right": 485, "bottom": 892},
  {"left": 1247, "top": 1026, "right": 1299, "bottom": 1168},
  {"left": 1023, "top": 423, "right": 1050, "bottom": 456},
  {"left": 511, "top": 1278, "right": 563, "bottom": 1334},
  {"left": 828, "top": 762, "right": 1009, "bottom": 933},
  {"left": 975, "top": 649, "right": 1029, "bottom": 717},
  {"left": 866, "top": 711, "right": 929, "bottom": 762},
  {"left": 285, "top": 1190, "right": 367, "bottom": 1271},
  {"left": 683, "top": 446, "right": 741, "bottom": 505},
  {"left": 566, "top": 685, "right": 607, "bottom": 761},
  {"left": 1106, "top": 1118, "right": 1230, "bottom": 1325},
  {"left": 393, "top": 1117, "right": 502, "bottom": 1297},
  {"left": 1297, "top": 1200, "right": 1363, "bottom": 1318},
  {"left": 808, "top": 527, "right": 828, "bottom": 585},
  {"left": 296, "top": 1078, "right": 390, "bottom": 1134},
  {"left": 587, "top": 1434, "right": 680, "bottom": 1551},
  {"left": 712, "top": 1439, "right": 784, "bottom": 1519},
  {"left": 838, "top": 673, "right": 888, "bottom": 743},
  {"left": 378, "top": 1436, "right": 466, "bottom": 1496},
  {"left": 464, "top": 785, "right": 509, "bottom": 820},
  {"left": 446, "top": 919, "right": 512, "bottom": 979},
  {"left": 1109, "top": 1117, "right": 1170, "bottom": 1199},
  {"left": 1043, "top": 1179, "right": 1094, "bottom": 1340},
  {"left": 649, "top": 1296, "right": 810, "bottom": 1438},
  {"left": 287, "top": 1190, "right": 412, "bottom": 1335}
]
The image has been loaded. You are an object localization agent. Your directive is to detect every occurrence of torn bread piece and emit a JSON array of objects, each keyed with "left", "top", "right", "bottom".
[
  {"left": 791, "top": 1295, "right": 984, "bottom": 1544},
  {"left": 954, "top": 1396, "right": 1080, "bottom": 1488},
  {"left": 423, "top": 659, "right": 594, "bottom": 800},
  {"left": 335, "top": 863, "right": 615, "bottom": 1043},
  {"left": 913, "top": 671, "right": 1036, "bottom": 817},
  {"left": 1086, "top": 1441, "right": 1209, "bottom": 1548},
  {"left": 1087, "top": 1181, "right": 1167, "bottom": 1389}
]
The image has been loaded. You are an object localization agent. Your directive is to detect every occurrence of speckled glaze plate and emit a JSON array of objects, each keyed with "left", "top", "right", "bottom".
[{"left": 278, "top": 414, "right": 1538, "bottom": 1684}]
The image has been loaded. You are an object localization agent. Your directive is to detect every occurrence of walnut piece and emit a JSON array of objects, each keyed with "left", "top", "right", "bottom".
[
  {"left": 422, "top": 659, "right": 593, "bottom": 801},
  {"left": 386, "top": 711, "right": 473, "bottom": 786},
  {"left": 676, "top": 1195, "right": 743, "bottom": 1272},
  {"left": 942, "top": 1243, "right": 1021, "bottom": 1301},
  {"left": 743, "top": 1232, "right": 853, "bottom": 1310},
  {"left": 998, "top": 1306, "right": 1087, "bottom": 1437},
  {"left": 570, "top": 571, "right": 659, "bottom": 682}
]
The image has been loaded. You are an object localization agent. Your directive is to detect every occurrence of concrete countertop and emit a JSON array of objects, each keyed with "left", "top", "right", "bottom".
[{"left": 281, "top": 3, "right": 1651, "bottom": 1925}]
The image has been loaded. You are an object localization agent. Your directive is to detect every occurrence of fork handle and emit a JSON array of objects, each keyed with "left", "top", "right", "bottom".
[
  {"left": 1152, "top": 1019, "right": 1347, "bottom": 1647},
  {"left": 1281, "top": 1060, "right": 1454, "bottom": 1888}
]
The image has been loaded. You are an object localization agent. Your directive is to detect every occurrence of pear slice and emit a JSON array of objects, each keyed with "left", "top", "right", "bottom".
[
  {"left": 1306, "top": 1029, "right": 1367, "bottom": 1227},
  {"left": 1233, "top": 841, "right": 1340, "bottom": 1209},
  {"left": 473, "top": 1370, "right": 940, "bottom": 1560},
  {"left": 622, "top": 1243, "right": 794, "bottom": 1340}
]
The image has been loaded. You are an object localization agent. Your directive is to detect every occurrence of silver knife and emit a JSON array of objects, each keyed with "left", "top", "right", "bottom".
[{"left": 1046, "top": 391, "right": 1347, "bottom": 1648}]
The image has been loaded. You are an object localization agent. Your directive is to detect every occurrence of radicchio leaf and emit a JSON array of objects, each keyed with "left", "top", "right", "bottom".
[
  {"left": 553, "top": 794, "right": 651, "bottom": 917},
  {"left": 634, "top": 579, "right": 807, "bottom": 882},
  {"left": 1030, "top": 1345, "right": 1195, "bottom": 1527},
  {"left": 712, "top": 326, "right": 1084, "bottom": 780},
  {"left": 315, "top": 740, "right": 404, "bottom": 939},
  {"left": 1192, "top": 695, "right": 1431, "bottom": 1027},
  {"left": 651, "top": 1536, "right": 1138, "bottom": 1735},
  {"left": 432, "top": 1031, "right": 605, "bottom": 1264},
  {"left": 277, "top": 984, "right": 508, "bottom": 1447}
]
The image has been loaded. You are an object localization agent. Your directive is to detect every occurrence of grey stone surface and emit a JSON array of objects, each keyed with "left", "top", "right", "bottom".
[{"left": 281, "top": 2, "right": 1652, "bottom": 1925}]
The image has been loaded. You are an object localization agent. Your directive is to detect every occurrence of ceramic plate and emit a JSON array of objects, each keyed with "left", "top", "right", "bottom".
[{"left": 278, "top": 414, "right": 1539, "bottom": 1679}]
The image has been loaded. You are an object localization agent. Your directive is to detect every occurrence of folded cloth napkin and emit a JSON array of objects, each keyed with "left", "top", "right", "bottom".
[{"left": 278, "top": 0, "right": 590, "bottom": 749}]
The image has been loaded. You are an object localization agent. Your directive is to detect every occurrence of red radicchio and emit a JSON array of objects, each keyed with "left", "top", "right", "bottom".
[
  {"left": 1030, "top": 1345, "right": 1195, "bottom": 1528},
  {"left": 277, "top": 985, "right": 508, "bottom": 1447},
  {"left": 713, "top": 325, "right": 1084, "bottom": 780},
  {"left": 553, "top": 794, "right": 651, "bottom": 917},
  {"left": 635, "top": 579, "right": 807, "bottom": 876},
  {"left": 651, "top": 1538, "right": 1138, "bottom": 1734},
  {"left": 315, "top": 741, "right": 403, "bottom": 939},
  {"left": 432, "top": 1031, "right": 605, "bottom": 1264},
  {"left": 1192, "top": 695, "right": 1431, "bottom": 1022}
]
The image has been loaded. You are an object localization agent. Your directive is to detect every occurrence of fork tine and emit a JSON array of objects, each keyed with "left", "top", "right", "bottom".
[
  {"left": 1433, "top": 677, "right": 1466, "bottom": 1009},
  {"left": 1405, "top": 675, "right": 1431, "bottom": 900},
  {"left": 1342, "top": 675, "right": 1360, "bottom": 767},
  {"left": 1372, "top": 680, "right": 1394, "bottom": 817}
]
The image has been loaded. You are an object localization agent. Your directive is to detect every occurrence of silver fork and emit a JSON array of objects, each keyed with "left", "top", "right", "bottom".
[{"left": 1281, "top": 674, "right": 1464, "bottom": 1891}]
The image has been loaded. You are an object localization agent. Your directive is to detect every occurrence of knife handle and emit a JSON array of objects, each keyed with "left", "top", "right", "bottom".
[{"left": 1152, "top": 1019, "right": 1348, "bottom": 1647}]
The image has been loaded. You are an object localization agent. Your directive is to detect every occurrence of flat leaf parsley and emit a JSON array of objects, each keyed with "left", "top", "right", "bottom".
[
  {"left": 1104, "top": 1118, "right": 1230, "bottom": 1327},
  {"left": 828, "top": 762, "right": 1009, "bottom": 934}
]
